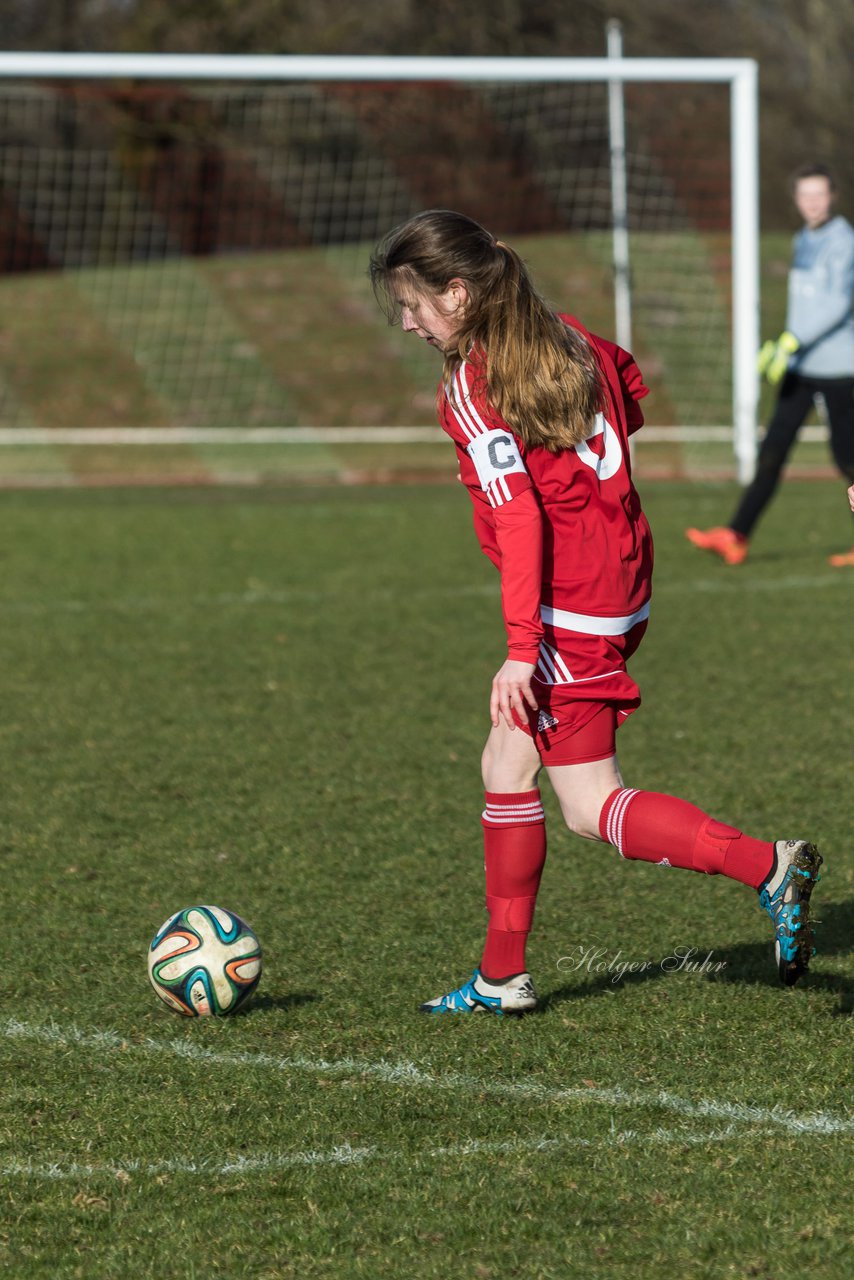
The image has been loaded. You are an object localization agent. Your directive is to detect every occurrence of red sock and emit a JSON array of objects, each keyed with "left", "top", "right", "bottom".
[
  {"left": 480, "top": 790, "right": 547, "bottom": 980},
  {"left": 598, "top": 788, "right": 774, "bottom": 888}
]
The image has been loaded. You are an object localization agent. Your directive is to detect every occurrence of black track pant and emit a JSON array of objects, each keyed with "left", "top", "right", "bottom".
[{"left": 730, "top": 373, "right": 854, "bottom": 538}]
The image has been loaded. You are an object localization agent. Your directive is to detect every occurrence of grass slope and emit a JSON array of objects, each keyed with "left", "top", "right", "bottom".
[
  {"left": 0, "top": 230, "right": 830, "bottom": 485},
  {"left": 0, "top": 231, "right": 793, "bottom": 428}
]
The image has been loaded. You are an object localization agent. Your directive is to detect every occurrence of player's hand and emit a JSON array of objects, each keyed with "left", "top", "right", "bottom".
[
  {"left": 848, "top": 484, "right": 854, "bottom": 513},
  {"left": 490, "top": 659, "right": 538, "bottom": 730},
  {"left": 757, "top": 331, "right": 799, "bottom": 385}
]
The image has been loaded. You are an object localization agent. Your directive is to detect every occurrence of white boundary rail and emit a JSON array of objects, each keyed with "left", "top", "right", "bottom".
[{"left": 0, "top": 53, "right": 760, "bottom": 480}]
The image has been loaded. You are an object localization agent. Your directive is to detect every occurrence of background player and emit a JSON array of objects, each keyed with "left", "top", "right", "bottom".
[
  {"left": 370, "top": 209, "right": 823, "bottom": 1014},
  {"left": 687, "top": 164, "right": 854, "bottom": 566}
]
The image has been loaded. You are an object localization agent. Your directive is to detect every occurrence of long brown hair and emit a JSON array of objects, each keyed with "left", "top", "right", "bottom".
[{"left": 369, "top": 209, "right": 603, "bottom": 450}]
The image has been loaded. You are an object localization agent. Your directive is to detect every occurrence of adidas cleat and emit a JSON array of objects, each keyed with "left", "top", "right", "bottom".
[
  {"left": 419, "top": 969, "right": 538, "bottom": 1016},
  {"left": 759, "top": 839, "right": 823, "bottom": 986}
]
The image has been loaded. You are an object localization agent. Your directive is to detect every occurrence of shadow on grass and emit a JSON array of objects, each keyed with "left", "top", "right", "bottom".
[
  {"left": 540, "top": 896, "right": 853, "bottom": 1016},
  {"left": 236, "top": 991, "right": 320, "bottom": 1017}
]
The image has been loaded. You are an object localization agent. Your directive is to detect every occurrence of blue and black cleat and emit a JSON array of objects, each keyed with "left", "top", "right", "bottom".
[{"left": 759, "top": 839, "right": 823, "bottom": 986}]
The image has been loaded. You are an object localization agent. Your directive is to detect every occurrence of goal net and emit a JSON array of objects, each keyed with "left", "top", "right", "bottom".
[{"left": 0, "top": 54, "right": 761, "bottom": 484}]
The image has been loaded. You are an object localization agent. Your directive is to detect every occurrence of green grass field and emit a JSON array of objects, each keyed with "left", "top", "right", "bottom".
[{"left": 1, "top": 478, "right": 852, "bottom": 1279}]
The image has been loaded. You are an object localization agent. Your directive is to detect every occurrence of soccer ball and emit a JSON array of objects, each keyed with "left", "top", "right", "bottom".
[{"left": 147, "top": 905, "right": 262, "bottom": 1017}]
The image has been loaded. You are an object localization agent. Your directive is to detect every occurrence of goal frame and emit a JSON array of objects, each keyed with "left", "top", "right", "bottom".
[{"left": 0, "top": 52, "right": 760, "bottom": 481}]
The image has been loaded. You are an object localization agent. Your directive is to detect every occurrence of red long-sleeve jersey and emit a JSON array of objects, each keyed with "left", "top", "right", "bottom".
[{"left": 437, "top": 316, "right": 654, "bottom": 665}]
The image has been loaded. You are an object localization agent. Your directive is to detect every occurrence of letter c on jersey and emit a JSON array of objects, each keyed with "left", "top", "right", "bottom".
[
  {"left": 487, "top": 435, "right": 516, "bottom": 470},
  {"left": 574, "top": 413, "right": 622, "bottom": 480}
]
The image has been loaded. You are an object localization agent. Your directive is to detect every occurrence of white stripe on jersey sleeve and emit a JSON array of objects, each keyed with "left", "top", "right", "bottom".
[
  {"left": 485, "top": 474, "right": 514, "bottom": 508},
  {"left": 447, "top": 394, "right": 477, "bottom": 442},
  {"left": 456, "top": 364, "right": 492, "bottom": 433},
  {"left": 447, "top": 366, "right": 485, "bottom": 441}
]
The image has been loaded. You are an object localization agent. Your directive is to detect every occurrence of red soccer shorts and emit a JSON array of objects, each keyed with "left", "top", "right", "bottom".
[{"left": 515, "top": 620, "right": 647, "bottom": 765}]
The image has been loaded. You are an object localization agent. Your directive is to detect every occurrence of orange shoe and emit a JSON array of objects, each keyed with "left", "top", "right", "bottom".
[
  {"left": 828, "top": 546, "right": 854, "bottom": 567},
  {"left": 685, "top": 526, "right": 749, "bottom": 565}
]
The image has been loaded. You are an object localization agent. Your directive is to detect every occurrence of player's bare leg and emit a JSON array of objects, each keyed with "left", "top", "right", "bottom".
[
  {"left": 544, "top": 754, "right": 624, "bottom": 840},
  {"left": 480, "top": 714, "right": 542, "bottom": 792}
]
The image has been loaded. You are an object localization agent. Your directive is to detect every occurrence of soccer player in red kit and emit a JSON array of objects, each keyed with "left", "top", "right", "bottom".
[{"left": 369, "top": 210, "right": 822, "bottom": 1013}]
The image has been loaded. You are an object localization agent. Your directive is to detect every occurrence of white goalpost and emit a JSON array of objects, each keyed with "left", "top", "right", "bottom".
[{"left": 0, "top": 52, "right": 760, "bottom": 481}]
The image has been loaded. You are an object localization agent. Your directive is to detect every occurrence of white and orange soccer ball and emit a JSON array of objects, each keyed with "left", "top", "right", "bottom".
[{"left": 147, "top": 905, "right": 262, "bottom": 1016}]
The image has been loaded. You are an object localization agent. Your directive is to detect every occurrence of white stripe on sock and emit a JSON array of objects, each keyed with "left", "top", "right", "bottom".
[
  {"left": 606, "top": 788, "right": 639, "bottom": 856},
  {"left": 483, "top": 797, "right": 545, "bottom": 826}
]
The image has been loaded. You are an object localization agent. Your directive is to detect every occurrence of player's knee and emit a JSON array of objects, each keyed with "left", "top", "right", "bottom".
[
  {"left": 559, "top": 804, "right": 604, "bottom": 842},
  {"left": 481, "top": 739, "right": 539, "bottom": 793}
]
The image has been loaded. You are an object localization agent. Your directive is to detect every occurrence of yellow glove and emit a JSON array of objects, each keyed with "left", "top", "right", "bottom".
[{"left": 757, "top": 331, "right": 799, "bottom": 385}]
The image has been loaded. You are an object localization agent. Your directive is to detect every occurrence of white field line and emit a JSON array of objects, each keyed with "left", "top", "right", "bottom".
[
  {"left": 0, "top": 582, "right": 499, "bottom": 618},
  {"left": 655, "top": 574, "right": 852, "bottom": 596},
  {"left": 0, "top": 1123, "right": 768, "bottom": 1183},
  {"left": 3, "top": 1017, "right": 852, "bottom": 1139},
  {"left": 0, "top": 570, "right": 849, "bottom": 621}
]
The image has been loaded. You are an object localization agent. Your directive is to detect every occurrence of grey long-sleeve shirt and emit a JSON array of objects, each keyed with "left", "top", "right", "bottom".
[{"left": 787, "top": 214, "right": 854, "bottom": 378}]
